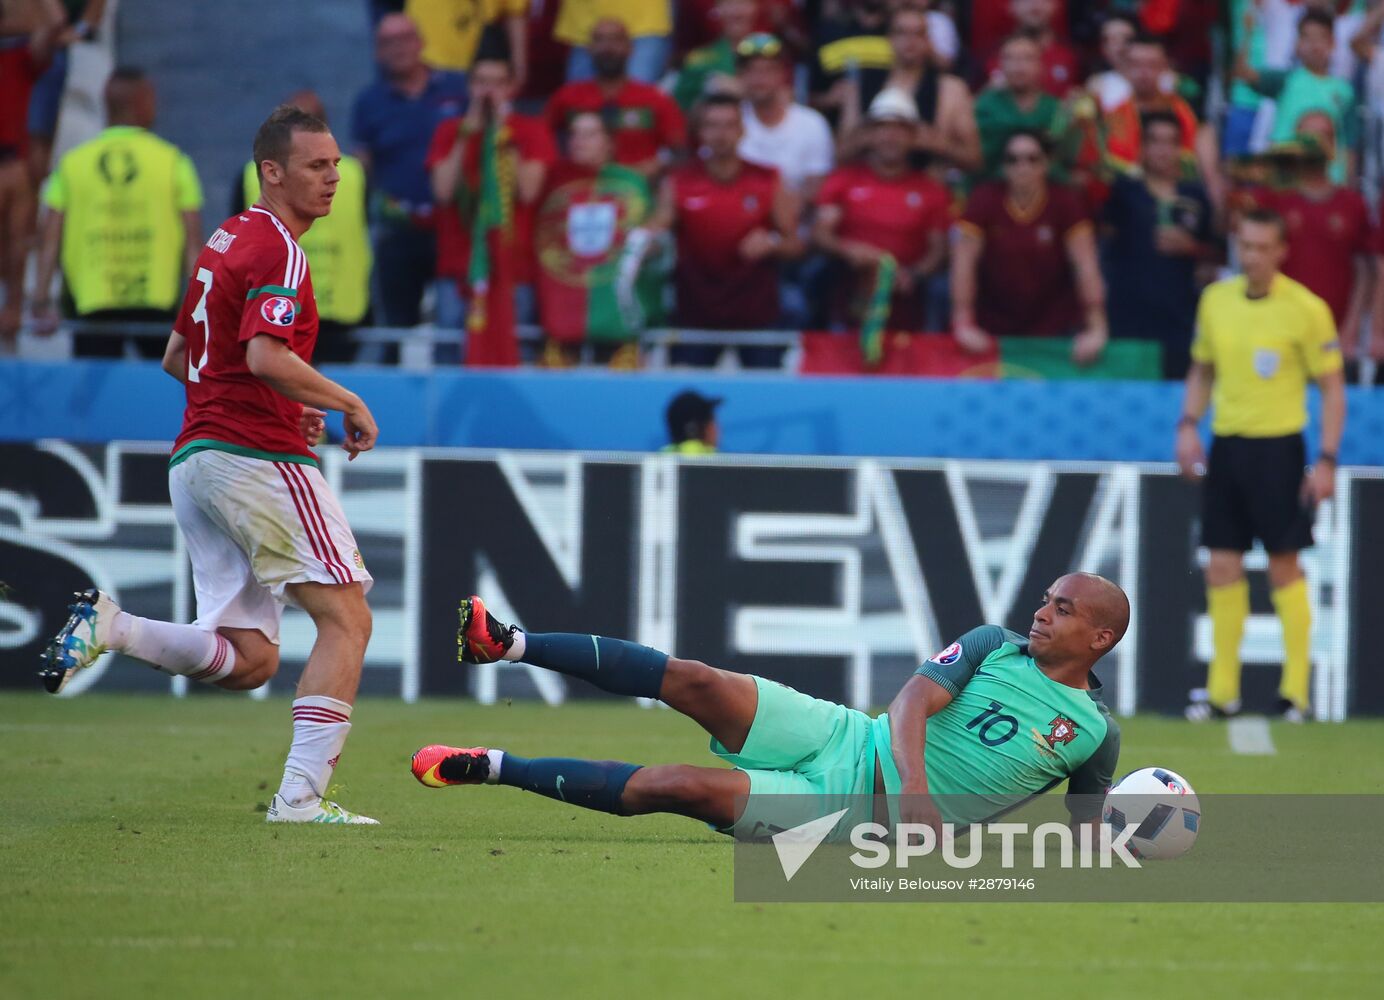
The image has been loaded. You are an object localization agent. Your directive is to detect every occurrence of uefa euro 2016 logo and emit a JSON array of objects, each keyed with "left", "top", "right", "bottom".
[{"left": 260, "top": 296, "right": 296, "bottom": 327}]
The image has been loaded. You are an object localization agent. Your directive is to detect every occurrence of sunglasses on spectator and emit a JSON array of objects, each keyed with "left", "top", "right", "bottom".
[
  {"left": 736, "top": 33, "right": 783, "bottom": 59},
  {"left": 1004, "top": 152, "right": 1044, "bottom": 164}
]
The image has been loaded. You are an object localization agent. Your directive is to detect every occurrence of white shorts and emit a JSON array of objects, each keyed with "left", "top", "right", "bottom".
[{"left": 169, "top": 448, "right": 373, "bottom": 643}]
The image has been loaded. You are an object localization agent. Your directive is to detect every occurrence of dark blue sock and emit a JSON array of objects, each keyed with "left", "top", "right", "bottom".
[
  {"left": 498, "top": 755, "right": 641, "bottom": 815},
  {"left": 521, "top": 632, "right": 668, "bottom": 699}
]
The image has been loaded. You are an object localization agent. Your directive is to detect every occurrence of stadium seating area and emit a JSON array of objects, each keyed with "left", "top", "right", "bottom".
[{"left": 4, "top": 0, "right": 1384, "bottom": 382}]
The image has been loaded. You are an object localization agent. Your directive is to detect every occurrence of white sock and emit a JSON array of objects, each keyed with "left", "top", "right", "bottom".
[
  {"left": 116, "top": 614, "right": 235, "bottom": 684},
  {"left": 485, "top": 749, "right": 504, "bottom": 784},
  {"left": 279, "top": 696, "right": 353, "bottom": 806},
  {"left": 502, "top": 630, "right": 527, "bottom": 662}
]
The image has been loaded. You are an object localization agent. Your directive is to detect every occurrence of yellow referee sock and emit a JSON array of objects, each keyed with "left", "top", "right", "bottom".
[
  {"left": 1272, "top": 578, "right": 1312, "bottom": 710},
  {"left": 1206, "top": 579, "right": 1249, "bottom": 708}
]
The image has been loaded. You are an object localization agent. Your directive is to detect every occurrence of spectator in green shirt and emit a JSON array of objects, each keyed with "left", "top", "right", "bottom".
[
  {"left": 1235, "top": 9, "right": 1357, "bottom": 184},
  {"left": 974, "top": 33, "right": 1077, "bottom": 181},
  {"left": 673, "top": 0, "right": 758, "bottom": 112}
]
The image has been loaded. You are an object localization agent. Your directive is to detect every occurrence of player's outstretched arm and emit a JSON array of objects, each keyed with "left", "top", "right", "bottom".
[{"left": 245, "top": 334, "right": 378, "bottom": 460}]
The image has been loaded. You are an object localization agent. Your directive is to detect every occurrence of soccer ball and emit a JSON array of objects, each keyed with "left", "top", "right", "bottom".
[{"left": 1101, "top": 767, "right": 1200, "bottom": 860}]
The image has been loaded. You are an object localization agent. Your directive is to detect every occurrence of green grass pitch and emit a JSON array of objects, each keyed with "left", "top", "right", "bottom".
[{"left": 3, "top": 694, "right": 1382, "bottom": 999}]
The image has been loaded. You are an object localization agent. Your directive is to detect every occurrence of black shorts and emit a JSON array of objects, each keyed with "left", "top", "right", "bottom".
[{"left": 1201, "top": 434, "right": 1313, "bottom": 553}]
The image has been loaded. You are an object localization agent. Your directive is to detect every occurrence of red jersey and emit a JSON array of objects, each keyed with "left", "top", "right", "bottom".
[
  {"left": 0, "top": 44, "right": 44, "bottom": 155},
  {"left": 959, "top": 181, "right": 1089, "bottom": 337},
  {"left": 817, "top": 163, "right": 950, "bottom": 331},
  {"left": 817, "top": 163, "right": 949, "bottom": 267},
  {"left": 984, "top": 39, "right": 1081, "bottom": 98},
  {"left": 546, "top": 79, "right": 686, "bottom": 168},
  {"left": 1266, "top": 187, "right": 1373, "bottom": 325},
  {"left": 670, "top": 159, "right": 781, "bottom": 329},
  {"left": 971, "top": 0, "right": 1070, "bottom": 54},
  {"left": 425, "top": 114, "right": 558, "bottom": 285},
  {"left": 172, "top": 206, "right": 320, "bottom": 461}
]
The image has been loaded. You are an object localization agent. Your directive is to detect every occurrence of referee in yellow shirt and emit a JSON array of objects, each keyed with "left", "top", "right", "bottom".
[{"left": 1177, "top": 208, "right": 1346, "bottom": 723}]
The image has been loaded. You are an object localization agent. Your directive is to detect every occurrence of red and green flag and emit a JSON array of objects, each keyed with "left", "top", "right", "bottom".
[
  {"left": 534, "top": 163, "right": 662, "bottom": 345},
  {"left": 464, "top": 122, "right": 519, "bottom": 366},
  {"left": 799, "top": 333, "right": 1162, "bottom": 379},
  {"left": 859, "top": 253, "right": 896, "bottom": 368}
]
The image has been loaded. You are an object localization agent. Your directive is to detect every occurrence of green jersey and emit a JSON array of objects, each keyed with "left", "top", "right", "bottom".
[
  {"left": 873, "top": 625, "right": 1120, "bottom": 824},
  {"left": 673, "top": 38, "right": 735, "bottom": 111},
  {"left": 1253, "top": 67, "right": 1357, "bottom": 184},
  {"left": 973, "top": 89, "right": 1076, "bottom": 181}
]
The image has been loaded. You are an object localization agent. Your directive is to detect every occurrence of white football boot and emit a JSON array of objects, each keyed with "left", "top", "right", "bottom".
[
  {"left": 40, "top": 588, "right": 121, "bottom": 694},
  {"left": 265, "top": 794, "right": 380, "bottom": 825}
]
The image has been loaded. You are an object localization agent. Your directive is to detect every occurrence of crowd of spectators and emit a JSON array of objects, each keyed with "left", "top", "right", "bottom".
[{"left": 4, "top": 0, "right": 1384, "bottom": 380}]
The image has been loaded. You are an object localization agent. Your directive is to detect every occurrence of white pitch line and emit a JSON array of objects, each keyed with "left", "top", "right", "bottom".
[{"left": 1228, "top": 716, "right": 1277, "bottom": 755}]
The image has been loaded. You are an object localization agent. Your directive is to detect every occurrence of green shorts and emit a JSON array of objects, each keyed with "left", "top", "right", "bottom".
[{"left": 710, "top": 675, "right": 878, "bottom": 840}]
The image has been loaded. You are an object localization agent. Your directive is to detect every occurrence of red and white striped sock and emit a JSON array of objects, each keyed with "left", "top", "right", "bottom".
[
  {"left": 117, "top": 615, "right": 235, "bottom": 684},
  {"left": 278, "top": 696, "right": 354, "bottom": 807}
]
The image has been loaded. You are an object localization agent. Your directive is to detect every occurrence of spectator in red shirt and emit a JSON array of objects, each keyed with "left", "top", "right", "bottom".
[
  {"left": 647, "top": 93, "right": 804, "bottom": 368},
  {"left": 952, "top": 127, "right": 1107, "bottom": 364},
  {"left": 984, "top": 0, "right": 1081, "bottom": 97},
  {"left": 0, "top": 0, "right": 60, "bottom": 346},
  {"left": 1256, "top": 117, "right": 1374, "bottom": 363},
  {"left": 971, "top": 0, "right": 1070, "bottom": 57},
  {"left": 546, "top": 18, "right": 686, "bottom": 180},
  {"left": 427, "top": 53, "right": 557, "bottom": 359},
  {"left": 813, "top": 88, "right": 950, "bottom": 334}
]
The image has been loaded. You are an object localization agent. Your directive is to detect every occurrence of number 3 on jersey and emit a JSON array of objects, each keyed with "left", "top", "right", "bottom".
[{"left": 187, "top": 267, "right": 214, "bottom": 383}]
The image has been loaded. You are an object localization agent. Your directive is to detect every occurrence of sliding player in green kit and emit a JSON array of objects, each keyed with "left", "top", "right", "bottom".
[{"left": 411, "top": 573, "right": 1125, "bottom": 838}]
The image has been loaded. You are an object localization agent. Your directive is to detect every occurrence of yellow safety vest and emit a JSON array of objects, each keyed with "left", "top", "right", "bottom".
[
  {"left": 242, "top": 155, "right": 372, "bottom": 324},
  {"left": 44, "top": 126, "right": 203, "bottom": 314},
  {"left": 661, "top": 440, "right": 718, "bottom": 456}
]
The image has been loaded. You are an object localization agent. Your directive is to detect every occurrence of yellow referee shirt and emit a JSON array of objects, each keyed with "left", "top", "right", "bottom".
[{"left": 1191, "top": 274, "right": 1342, "bottom": 438}]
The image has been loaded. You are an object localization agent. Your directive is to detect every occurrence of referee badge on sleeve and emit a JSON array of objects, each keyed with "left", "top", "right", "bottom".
[{"left": 1253, "top": 347, "right": 1280, "bottom": 379}]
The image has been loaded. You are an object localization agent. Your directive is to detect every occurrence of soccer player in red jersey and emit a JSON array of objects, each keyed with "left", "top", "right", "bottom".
[
  {"left": 649, "top": 93, "right": 803, "bottom": 366},
  {"left": 41, "top": 106, "right": 382, "bottom": 825},
  {"left": 546, "top": 17, "right": 686, "bottom": 178}
]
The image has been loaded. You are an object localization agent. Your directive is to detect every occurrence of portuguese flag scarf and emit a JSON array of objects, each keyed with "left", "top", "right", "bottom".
[
  {"left": 534, "top": 162, "right": 659, "bottom": 344},
  {"left": 464, "top": 121, "right": 519, "bottom": 366}
]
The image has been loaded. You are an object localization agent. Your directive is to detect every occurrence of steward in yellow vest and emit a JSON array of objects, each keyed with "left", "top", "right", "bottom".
[
  {"left": 663, "top": 389, "right": 722, "bottom": 455},
  {"left": 34, "top": 68, "right": 203, "bottom": 358}
]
